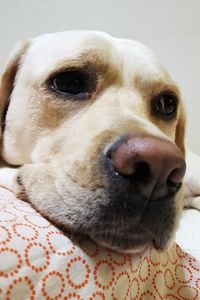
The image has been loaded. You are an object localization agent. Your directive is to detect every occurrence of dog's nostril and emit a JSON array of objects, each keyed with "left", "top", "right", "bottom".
[
  {"left": 166, "top": 167, "right": 183, "bottom": 193},
  {"left": 106, "top": 149, "right": 112, "bottom": 160},
  {"left": 135, "top": 162, "right": 150, "bottom": 179},
  {"left": 166, "top": 179, "right": 182, "bottom": 193},
  {"left": 125, "top": 161, "right": 150, "bottom": 182}
]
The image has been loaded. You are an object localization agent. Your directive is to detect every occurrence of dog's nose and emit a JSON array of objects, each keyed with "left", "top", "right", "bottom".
[{"left": 106, "top": 135, "right": 186, "bottom": 200}]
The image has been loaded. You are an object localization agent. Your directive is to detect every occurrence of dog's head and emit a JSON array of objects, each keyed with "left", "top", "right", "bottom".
[{"left": 0, "top": 31, "right": 186, "bottom": 252}]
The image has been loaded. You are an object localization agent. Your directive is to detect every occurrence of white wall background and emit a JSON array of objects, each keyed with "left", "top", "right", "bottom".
[{"left": 0, "top": 0, "right": 200, "bottom": 153}]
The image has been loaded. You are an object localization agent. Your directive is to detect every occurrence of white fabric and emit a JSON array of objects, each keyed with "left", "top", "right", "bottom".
[{"left": 0, "top": 187, "right": 199, "bottom": 299}]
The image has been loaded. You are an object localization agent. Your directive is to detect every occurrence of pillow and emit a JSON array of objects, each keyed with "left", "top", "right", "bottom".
[{"left": 0, "top": 187, "right": 199, "bottom": 299}]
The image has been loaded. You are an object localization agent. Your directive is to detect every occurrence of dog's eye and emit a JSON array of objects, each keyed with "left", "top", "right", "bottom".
[
  {"left": 153, "top": 94, "right": 177, "bottom": 117},
  {"left": 50, "top": 71, "right": 89, "bottom": 97}
]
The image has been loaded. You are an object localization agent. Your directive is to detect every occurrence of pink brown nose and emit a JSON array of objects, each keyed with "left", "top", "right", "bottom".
[{"left": 108, "top": 135, "right": 186, "bottom": 200}]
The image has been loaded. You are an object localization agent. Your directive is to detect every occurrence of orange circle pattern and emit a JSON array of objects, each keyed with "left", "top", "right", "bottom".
[
  {"left": 66, "top": 256, "right": 91, "bottom": 289},
  {"left": 164, "top": 268, "right": 175, "bottom": 289},
  {"left": 0, "top": 225, "right": 12, "bottom": 245},
  {"left": 41, "top": 271, "right": 65, "bottom": 299},
  {"left": 12, "top": 223, "right": 39, "bottom": 241},
  {"left": 89, "top": 290, "right": 105, "bottom": 300},
  {"left": 5, "top": 276, "right": 36, "bottom": 300},
  {"left": 93, "top": 259, "right": 115, "bottom": 290},
  {"left": 111, "top": 271, "right": 130, "bottom": 300},
  {"left": 0, "top": 187, "right": 199, "bottom": 299},
  {"left": 0, "top": 247, "right": 23, "bottom": 278},
  {"left": 24, "top": 242, "right": 50, "bottom": 273},
  {"left": 46, "top": 231, "right": 76, "bottom": 256}
]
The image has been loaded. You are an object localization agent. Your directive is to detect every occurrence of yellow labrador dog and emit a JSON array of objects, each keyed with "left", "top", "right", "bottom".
[{"left": 0, "top": 31, "right": 199, "bottom": 252}]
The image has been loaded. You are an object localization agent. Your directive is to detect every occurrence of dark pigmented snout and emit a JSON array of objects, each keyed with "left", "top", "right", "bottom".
[{"left": 106, "top": 134, "right": 186, "bottom": 201}]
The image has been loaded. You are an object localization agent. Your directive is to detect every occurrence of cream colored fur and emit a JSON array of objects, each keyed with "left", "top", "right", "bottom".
[{"left": 0, "top": 31, "right": 199, "bottom": 251}]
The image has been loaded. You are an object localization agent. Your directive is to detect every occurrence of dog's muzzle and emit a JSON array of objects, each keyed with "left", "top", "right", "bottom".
[{"left": 90, "top": 134, "right": 186, "bottom": 251}]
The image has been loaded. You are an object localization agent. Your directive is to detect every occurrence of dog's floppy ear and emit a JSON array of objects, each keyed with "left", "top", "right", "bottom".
[
  {"left": 0, "top": 40, "right": 30, "bottom": 141},
  {"left": 175, "top": 103, "right": 186, "bottom": 156}
]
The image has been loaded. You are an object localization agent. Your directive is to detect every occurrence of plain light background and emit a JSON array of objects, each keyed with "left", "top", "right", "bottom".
[{"left": 0, "top": 0, "right": 200, "bottom": 154}]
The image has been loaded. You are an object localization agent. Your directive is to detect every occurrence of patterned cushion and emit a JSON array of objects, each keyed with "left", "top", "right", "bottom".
[{"left": 0, "top": 187, "right": 199, "bottom": 299}]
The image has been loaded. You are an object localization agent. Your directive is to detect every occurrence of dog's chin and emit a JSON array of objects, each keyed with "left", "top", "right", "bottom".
[
  {"left": 94, "top": 239, "right": 150, "bottom": 254},
  {"left": 88, "top": 231, "right": 168, "bottom": 253}
]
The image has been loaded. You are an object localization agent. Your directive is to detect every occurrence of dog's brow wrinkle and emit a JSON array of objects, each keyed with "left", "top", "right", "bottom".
[
  {"left": 133, "top": 74, "right": 180, "bottom": 100},
  {"left": 53, "top": 50, "right": 107, "bottom": 73}
]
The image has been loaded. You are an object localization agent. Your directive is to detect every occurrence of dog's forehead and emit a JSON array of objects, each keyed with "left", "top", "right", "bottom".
[
  {"left": 21, "top": 31, "right": 168, "bottom": 80},
  {"left": 30, "top": 31, "right": 115, "bottom": 60}
]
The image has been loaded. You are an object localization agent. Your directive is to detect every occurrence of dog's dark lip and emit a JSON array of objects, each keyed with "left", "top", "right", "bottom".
[
  {"left": 69, "top": 225, "right": 168, "bottom": 253},
  {"left": 88, "top": 225, "right": 156, "bottom": 251},
  {"left": 152, "top": 238, "right": 168, "bottom": 252},
  {"left": 89, "top": 229, "right": 170, "bottom": 252},
  {"left": 90, "top": 235, "right": 152, "bottom": 253},
  {"left": 95, "top": 240, "right": 150, "bottom": 254}
]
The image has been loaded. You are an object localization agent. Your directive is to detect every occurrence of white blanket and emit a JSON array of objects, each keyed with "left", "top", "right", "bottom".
[{"left": 0, "top": 187, "right": 199, "bottom": 299}]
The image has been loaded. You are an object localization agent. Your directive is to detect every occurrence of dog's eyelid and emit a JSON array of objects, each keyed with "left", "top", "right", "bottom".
[
  {"left": 46, "top": 66, "right": 93, "bottom": 82},
  {"left": 44, "top": 54, "right": 103, "bottom": 80},
  {"left": 150, "top": 91, "right": 179, "bottom": 120},
  {"left": 44, "top": 66, "right": 98, "bottom": 101},
  {"left": 151, "top": 89, "right": 179, "bottom": 103}
]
